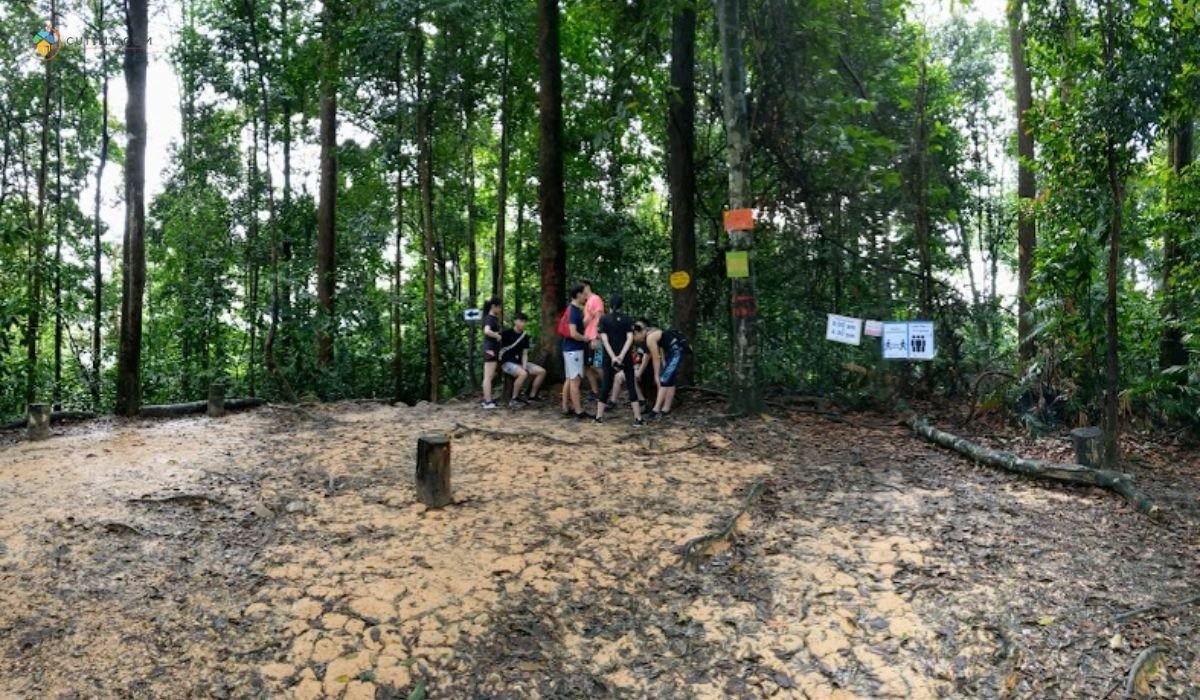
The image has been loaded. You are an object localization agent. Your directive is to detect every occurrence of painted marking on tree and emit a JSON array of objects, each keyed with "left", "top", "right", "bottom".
[
  {"left": 723, "top": 208, "right": 754, "bottom": 232},
  {"left": 670, "top": 270, "right": 691, "bottom": 290},
  {"left": 726, "top": 251, "right": 749, "bottom": 278}
]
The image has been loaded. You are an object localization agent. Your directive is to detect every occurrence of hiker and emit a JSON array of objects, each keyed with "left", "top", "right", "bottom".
[
  {"left": 559, "top": 283, "right": 590, "bottom": 419},
  {"left": 582, "top": 280, "right": 605, "bottom": 402},
  {"left": 633, "top": 320, "right": 689, "bottom": 419},
  {"left": 480, "top": 297, "right": 503, "bottom": 409},
  {"left": 611, "top": 344, "right": 647, "bottom": 406},
  {"left": 594, "top": 294, "right": 644, "bottom": 426},
  {"left": 499, "top": 312, "right": 546, "bottom": 407}
]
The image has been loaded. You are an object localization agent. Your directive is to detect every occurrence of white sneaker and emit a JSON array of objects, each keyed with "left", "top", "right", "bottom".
[{"left": 482, "top": 401, "right": 498, "bottom": 409}]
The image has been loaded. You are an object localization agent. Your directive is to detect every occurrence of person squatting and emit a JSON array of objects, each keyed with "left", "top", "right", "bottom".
[{"left": 479, "top": 281, "right": 690, "bottom": 427}]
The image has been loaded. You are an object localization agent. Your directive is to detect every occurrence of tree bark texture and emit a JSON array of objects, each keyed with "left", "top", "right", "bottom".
[
  {"left": 115, "top": 0, "right": 148, "bottom": 417},
  {"left": 716, "top": 0, "right": 761, "bottom": 414},
  {"left": 538, "top": 0, "right": 567, "bottom": 376},
  {"left": 316, "top": 0, "right": 338, "bottom": 369},
  {"left": 669, "top": 1, "right": 698, "bottom": 386},
  {"left": 1010, "top": 0, "right": 1037, "bottom": 364}
]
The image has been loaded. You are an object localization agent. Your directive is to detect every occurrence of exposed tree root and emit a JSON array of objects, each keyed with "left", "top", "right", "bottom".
[
  {"left": 908, "top": 417, "right": 1162, "bottom": 520},
  {"left": 679, "top": 479, "right": 767, "bottom": 569},
  {"left": 1115, "top": 593, "right": 1200, "bottom": 623},
  {"left": 1123, "top": 645, "right": 1166, "bottom": 699},
  {"left": 128, "top": 493, "right": 228, "bottom": 509},
  {"left": 451, "top": 423, "right": 594, "bottom": 447}
]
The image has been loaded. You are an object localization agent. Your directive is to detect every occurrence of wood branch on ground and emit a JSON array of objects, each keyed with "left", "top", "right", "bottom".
[
  {"left": 679, "top": 478, "right": 767, "bottom": 569},
  {"left": 139, "top": 398, "right": 266, "bottom": 418},
  {"left": 1, "top": 410, "right": 98, "bottom": 431},
  {"left": 128, "top": 493, "right": 228, "bottom": 508},
  {"left": 908, "top": 416, "right": 1161, "bottom": 519},
  {"left": 451, "top": 422, "right": 595, "bottom": 447},
  {"left": 1123, "top": 645, "right": 1166, "bottom": 699},
  {"left": 1115, "top": 593, "right": 1200, "bottom": 623}
]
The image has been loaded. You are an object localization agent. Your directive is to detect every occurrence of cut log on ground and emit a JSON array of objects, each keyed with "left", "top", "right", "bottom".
[
  {"left": 908, "top": 417, "right": 1161, "bottom": 519},
  {"left": 1, "top": 410, "right": 96, "bottom": 432},
  {"left": 1071, "top": 426, "right": 1105, "bottom": 468},
  {"left": 416, "top": 435, "right": 453, "bottom": 508},
  {"left": 140, "top": 398, "right": 266, "bottom": 418}
]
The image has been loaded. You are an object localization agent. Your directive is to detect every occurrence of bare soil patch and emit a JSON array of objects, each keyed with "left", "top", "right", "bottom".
[{"left": 1, "top": 398, "right": 1197, "bottom": 698}]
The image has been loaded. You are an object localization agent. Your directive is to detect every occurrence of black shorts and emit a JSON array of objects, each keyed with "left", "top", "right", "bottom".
[{"left": 583, "top": 345, "right": 594, "bottom": 366}]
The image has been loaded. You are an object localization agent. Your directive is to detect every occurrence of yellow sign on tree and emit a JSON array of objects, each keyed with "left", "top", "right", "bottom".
[{"left": 669, "top": 270, "right": 691, "bottom": 289}]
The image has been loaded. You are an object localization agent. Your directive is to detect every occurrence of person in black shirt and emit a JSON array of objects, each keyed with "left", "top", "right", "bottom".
[
  {"left": 632, "top": 320, "right": 689, "bottom": 419},
  {"left": 480, "top": 297, "right": 502, "bottom": 409},
  {"left": 594, "top": 295, "right": 644, "bottom": 425},
  {"left": 498, "top": 313, "right": 546, "bottom": 406}
]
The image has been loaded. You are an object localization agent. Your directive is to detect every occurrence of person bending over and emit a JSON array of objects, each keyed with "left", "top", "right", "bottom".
[
  {"left": 593, "top": 294, "right": 644, "bottom": 426},
  {"left": 633, "top": 320, "right": 689, "bottom": 419},
  {"left": 480, "top": 297, "right": 503, "bottom": 409},
  {"left": 498, "top": 312, "right": 546, "bottom": 407}
]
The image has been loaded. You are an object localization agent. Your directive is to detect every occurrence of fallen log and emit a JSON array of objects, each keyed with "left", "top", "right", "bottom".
[
  {"left": 140, "top": 398, "right": 266, "bottom": 418},
  {"left": 1, "top": 410, "right": 98, "bottom": 432},
  {"left": 908, "top": 417, "right": 1161, "bottom": 519}
]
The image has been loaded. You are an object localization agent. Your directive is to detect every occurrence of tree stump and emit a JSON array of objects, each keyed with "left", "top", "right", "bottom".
[
  {"left": 415, "top": 435, "right": 452, "bottom": 508},
  {"left": 27, "top": 404, "right": 50, "bottom": 441},
  {"left": 208, "top": 384, "right": 226, "bottom": 418},
  {"left": 1071, "top": 426, "right": 1106, "bottom": 469}
]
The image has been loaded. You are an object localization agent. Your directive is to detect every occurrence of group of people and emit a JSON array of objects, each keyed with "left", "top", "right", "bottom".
[{"left": 478, "top": 280, "right": 689, "bottom": 427}]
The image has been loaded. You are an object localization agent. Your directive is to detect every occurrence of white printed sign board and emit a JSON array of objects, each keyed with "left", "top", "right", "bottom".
[
  {"left": 463, "top": 308, "right": 482, "bottom": 324},
  {"left": 825, "top": 314, "right": 863, "bottom": 346},
  {"left": 907, "top": 321, "right": 936, "bottom": 360},
  {"left": 864, "top": 320, "right": 883, "bottom": 338},
  {"left": 882, "top": 323, "right": 909, "bottom": 359},
  {"left": 882, "top": 321, "right": 936, "bottom": 361}
]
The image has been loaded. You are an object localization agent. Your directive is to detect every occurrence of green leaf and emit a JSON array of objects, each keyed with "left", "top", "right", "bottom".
[{"left": 408, "top": 678, "right": 427, "bottom": 700}]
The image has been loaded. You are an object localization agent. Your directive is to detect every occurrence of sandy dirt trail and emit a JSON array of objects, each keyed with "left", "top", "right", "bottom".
[{"left": 0, "top": 399, "right": 1197, "bottom": 699}]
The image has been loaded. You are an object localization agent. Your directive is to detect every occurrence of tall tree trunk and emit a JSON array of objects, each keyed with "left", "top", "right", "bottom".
[
  {"left": 465, "top": 102, "right": 478, "bottom": 388},
  {"left": 1010, "top": 0, "right": 1037, "bottom": 365},
  {"left": 91, "top": 14, "right": 110, "bottom": 410},
  {"left": 1160, "top": 120, "right": 1192, "bottom": 378},
  {"left": 1104, "top": 142, "right": 1123, "bottom": 467},
  {"left": 716, "top": 0, "right": 760, "bottom": 414},
  {"left": 416, "top": 12, "right": 439, "bottom": 401},
  {"left": 280, "top": 0, "right": 294, "bottom": 372},
  {"left": 316, "top": 0, "right": 338, "bottom": 369},
  {"left": 538, "top": 0, "right": 566, "bottom": 375},
  {"left": 29, "top": 3, "right": 57, "bottom": 406},
  {"left": 53, "top": 81, "right": 64, "bottom": 409},
  {"left": 116, "top": 0, "right": 148, "bottom": 416},
  {"left": 494, "top": 35, "right": 510, "bottom": 309},
  {"left": 514, "top": 191, "right": 525, "bottom": 314},
  {"left": 669, "top": 0, "right": 698, "bottom": 386},
  {"left": 392, "top": 58, "right": 405, "bottom": 403}
]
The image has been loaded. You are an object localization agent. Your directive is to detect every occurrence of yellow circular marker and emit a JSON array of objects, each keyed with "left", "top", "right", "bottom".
[{"left": 669, "top": 270, "right": 691, "bottom": 290}]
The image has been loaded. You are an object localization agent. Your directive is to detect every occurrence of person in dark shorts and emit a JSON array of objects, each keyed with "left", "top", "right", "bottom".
[
  {"left": 593, "top": 295, "right": 644, "bottom": 426},
  {"left": 632, "top": 320, "right": 689, "bottom": 419},
  {"left": 498, "top": 313, "right": 546, "bottom": 407},
  {"left": 480, "top": 297, "right": 503, "bottom": 409}
]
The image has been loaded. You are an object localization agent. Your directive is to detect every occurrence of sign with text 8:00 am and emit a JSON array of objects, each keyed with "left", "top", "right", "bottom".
[{"left": 825, "top": 314, "right": 863, "bottom": 346}]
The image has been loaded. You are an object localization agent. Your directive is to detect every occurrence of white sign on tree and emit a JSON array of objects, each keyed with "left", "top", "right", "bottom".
[
  {"left": 825, "top": 314, "right": 863, "bottom": 346},
  {"left": 881, "top": 321, "right": 936, "bottom": 360},
  {"left": 882, "top": 322, "right": 909, "bottom": 359}
]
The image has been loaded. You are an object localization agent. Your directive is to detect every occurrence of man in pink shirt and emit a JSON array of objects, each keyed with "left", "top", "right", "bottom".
[{"left": 582, "top": 280, "right": 604, "bottom": 400}]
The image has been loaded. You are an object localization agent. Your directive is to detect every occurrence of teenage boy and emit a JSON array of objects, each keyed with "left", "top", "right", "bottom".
[
  {"left": 560, "top": 284, "right": 590, "bottom": 418},
  {"left": 582, "top": 280, "right": 605, "bottom": 401},
  {"left": 480, "top": 297, "right": 502, "bottom": 409},
  {"left": 632, "top": 320, "right": 689, "bottom": 419},
  {"left": 594, "top": 295, "right": 644, "bottom": 426},
  {"left": 499, "top": 313, "right": 546, "bottom": 407}
]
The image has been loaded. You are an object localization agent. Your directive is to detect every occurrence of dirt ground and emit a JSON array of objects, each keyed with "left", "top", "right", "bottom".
[{"left": 1, "top": 395, "right": 1198, "bottom": 699}]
